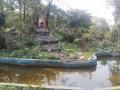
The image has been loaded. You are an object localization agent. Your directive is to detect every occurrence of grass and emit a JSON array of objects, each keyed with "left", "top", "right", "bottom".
[
  {"left": 1, "top": 40, "right": 119, "bottom": 60},
  {"left": 82, "top": 51, "right": 94, "bottom": 59},
  {"left": 1, "top": 32, "right": 119, "bottom": 60},
  {"left": 0, "top": 85, "right": 44, "bottom": 90},
  {"left": 59, "top": 42, "right": 93, "bottom": 59},
  {"left": 0, "top": 49, "right": 60, "bottom": 60},
  {"left": 0, "top": 42, "right": 93, "bottom": 60},
  {"left": 60, "top": 42, "right": 79, "bottom": 54}
]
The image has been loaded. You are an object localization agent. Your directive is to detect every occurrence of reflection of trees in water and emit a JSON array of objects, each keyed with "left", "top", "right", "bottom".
[
  {"left": 0, "top": 65, "right": 58, "bottom": 84},
  {"left": 109, "top": 58, "right": 120, "bottom": 86},
  {"left": 0, "top": 65, "right": 96, "bottom": 85},
  {"left": 45, "top": 68, "right": 95, "bottom": 86},
  {"left": 98, "top": 57, "right": 120, "bottom": 86},
  {"left": 98, "top": 57, "right": 113, "bottom": 65}
]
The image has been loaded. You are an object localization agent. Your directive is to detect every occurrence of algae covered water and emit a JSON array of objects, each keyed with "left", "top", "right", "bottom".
[{"left": 0, "top": 57, "right": 119, "bottom": 88}]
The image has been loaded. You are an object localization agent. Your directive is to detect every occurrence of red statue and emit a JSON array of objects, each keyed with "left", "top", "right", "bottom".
[{"left": 38, "top": 16, "right": 46, "bottom": 29}]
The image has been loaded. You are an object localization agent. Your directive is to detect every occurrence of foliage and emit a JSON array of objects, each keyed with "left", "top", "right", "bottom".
[
  {"left": 111, "top": 25, "right": 120, "bottom": 43},
  {"left": 110, "top": 0, "right": 120, "bottom": 24},
  {"left": 0, "top": 85, "right": 43, "bottom": 90},
  {"left": 0, "top": 49, "right": 60, "bottom": 60},
  {"left": 0, "top": 12, "right": 5, "bottom": 27},
  {"left": 109, "top": 0, "right": 120, "bottom": 43},
  {"left": 0, "top": 0, "right": 119, "bottom": 59},
  {"left": 67, "top": 9, "right": 91, "bottom": 29},
  {"left": 60, "top": 42, "right": 78, "bottom": 54}
]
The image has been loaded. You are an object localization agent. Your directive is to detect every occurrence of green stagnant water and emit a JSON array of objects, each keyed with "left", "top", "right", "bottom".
[{"left": 0, "top": 57, "right": 119, "bottom": 88}]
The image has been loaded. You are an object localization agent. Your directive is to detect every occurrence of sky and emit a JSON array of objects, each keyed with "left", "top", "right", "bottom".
[{"left": 42, "top": 0, "right": 115, "bottom": 25}]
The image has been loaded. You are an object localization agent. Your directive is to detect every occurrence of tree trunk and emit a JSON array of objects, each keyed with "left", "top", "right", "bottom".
[
  {"left": 117, "top": 25, "right": 120, "bottom": 43},
  {"left": 23, "top": 0, "right": 26, "bottom": 22},
  {"left": 19, "top": 0, "right": 22, "bottom": 20},
  {"left": 46, "top": 0, "right": 53, "bottom": 28}
]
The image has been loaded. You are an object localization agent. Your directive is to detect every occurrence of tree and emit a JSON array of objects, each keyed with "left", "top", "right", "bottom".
[
  {"left": 0, "top": 0, "right": 4, "bottom": 12},
  {"left": 67, "top": 9, "right": 92, "bottom": 40},
  {"left": 31, "top": 0, "right": 44, "bottom": 26},
  {"left": 58, "top": 9, "right": 92, "bottom": 45},
  {"left": 111, "top": 25, "right": 120, "bottom": 43},
  {"left": 46, "top": 0, "right": 53, "bottom": 28},
  {"left": 67, "top": 9, "right": 91, "bottom": 29},
  {"left": 0, "top": 12, "right": 5, "bottom": 27},
  {"left": 109, "top": 0, "right": 120, "bottom": 43},
  {"left": 46, "top": 4, "right": 68, "bottom": 29},
  {"left": 17, "top": 0, "right": 22, "bottom": 19}
]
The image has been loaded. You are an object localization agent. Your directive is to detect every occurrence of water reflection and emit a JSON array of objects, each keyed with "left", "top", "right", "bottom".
[
  {"left": 0, "top": 65, "right": 95, "bottom": 84},
  {"left": 108, "top": 58, "right": 120, "bottom": 86},
  {"left": 98, "top": 57, "right": 120, "bottom": 86},
  {"left": 0, "top": 57, "right": 119, "bottom": 88}
]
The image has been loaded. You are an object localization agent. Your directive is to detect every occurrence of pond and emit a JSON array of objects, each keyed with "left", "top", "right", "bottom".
[{"left": 0, "top": 57, "right": 119, "bottom": 88}]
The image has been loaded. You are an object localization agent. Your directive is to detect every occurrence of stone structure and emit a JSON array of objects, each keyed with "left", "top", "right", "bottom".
[
  {"left": 38, "top": 16, "right": 46, "bottom": 29},
  {"left": 38, "top": 16, "right": 59, "bottom": 51}
]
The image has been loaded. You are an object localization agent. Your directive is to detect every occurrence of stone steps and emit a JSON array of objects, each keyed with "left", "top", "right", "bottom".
[
  {"left": 38, "top": 29, "right": 59, "bottom": 51},
  {"left": 41, "top": 44, "right": 59, "bottom": 51},
  {"left": 40, "top": 36, "right": 58, "bottom": 41},
  {"left": 40, "top": 41, "right": 58, "bottom": 45},
  {"left": 36, "top": 29, "right": 50, "bottom": 36}
]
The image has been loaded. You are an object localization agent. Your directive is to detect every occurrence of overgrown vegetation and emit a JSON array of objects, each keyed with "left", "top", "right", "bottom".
[{"left": 0, "top": 0, "right": 120, "bottom": 59}]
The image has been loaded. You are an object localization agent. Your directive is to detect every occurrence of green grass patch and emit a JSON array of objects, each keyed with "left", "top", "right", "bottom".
[
  {"left": 0, "top": 85, "right": 43, "bottom": 90},
  {"left": 82, "top": 51, "right": 94, "bottom": 59},
  {"left": 0, "top": 49, "right": 60, "bottom": 60},
  {"left": 60, "top": 42, "right": 79, "bottom": 54}
]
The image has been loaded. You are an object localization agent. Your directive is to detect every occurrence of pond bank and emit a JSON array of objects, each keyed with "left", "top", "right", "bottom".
[
  {"left": 0, "top": 82, "right": 120, "bottom": 90},
  {"left": 0, "top": 50, "right": 120, "bottom": 68}
]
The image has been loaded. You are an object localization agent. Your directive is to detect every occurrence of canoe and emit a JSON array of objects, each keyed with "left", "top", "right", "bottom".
[
  {"left": 0, "top": 56, "right": 97, "bottom": 68},
  {"left": 95, "top": 51, "right": 113, "bottom": 57},
  {"left": 95, "top": 51, "right": 120, "bottom": 57}
]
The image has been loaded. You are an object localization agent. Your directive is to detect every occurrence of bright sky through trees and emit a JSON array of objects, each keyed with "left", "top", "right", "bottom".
[{"left": 42, "top": 0, "right": 114, "bottom": 25}]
